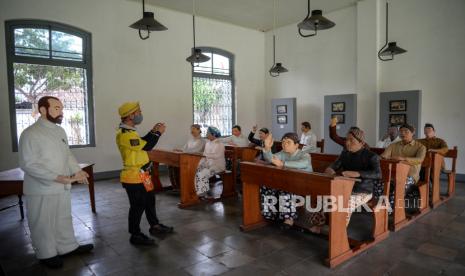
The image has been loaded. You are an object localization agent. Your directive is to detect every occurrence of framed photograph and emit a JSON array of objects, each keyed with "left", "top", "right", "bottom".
[
  {"left": 389, "top": 114, "right": 407, "bottom": 126},
  {"left": 277, "top": 115, "right": 287, "bottom": 124},
  {"left": 276, "top": 105, "right": 287, "bottom": 114},
  {"left": 331, "top": 114, "right": 345, "bottom": 124},
  {"left": 331, "top": 102, "right": 345, "bottom": 112},
  {"left": 389, "top": 100, "right": 407, "bottom": 112}
]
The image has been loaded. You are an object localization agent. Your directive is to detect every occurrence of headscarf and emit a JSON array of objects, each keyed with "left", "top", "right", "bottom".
[{"left": 207, "top": 126, "right": 221, "bottom": 138}]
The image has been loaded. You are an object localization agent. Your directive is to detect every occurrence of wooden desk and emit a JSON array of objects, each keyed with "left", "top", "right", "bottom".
[
  {"left": 149, "top": 149, "right": 203, "bottom": 208},
  {"left": 240, "top": 161, "right": 390, "bottom": 268},
  {"left": 0, "top": 163, "right": 96, "bottom": 219}
]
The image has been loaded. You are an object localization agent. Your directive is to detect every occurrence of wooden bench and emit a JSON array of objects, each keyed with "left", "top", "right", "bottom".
[
  {"left": 239, "top": 161, "right": 391, "bottom": 268},
  {"left": 149, "top": 149, "right": 240, "bottom": 208},
  {"left": 0, "top": 163, "right": 96, "bottom": 219}
]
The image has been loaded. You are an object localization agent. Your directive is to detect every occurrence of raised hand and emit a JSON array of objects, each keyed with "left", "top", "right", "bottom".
[
  {"left": 263, "top": 133, "right": 273, "bottom": 151},
  {"left": 330, "top": 117, "right": 338, "bottom": 127},
  {"left": 252, "top": 125, "right": 258, "bottom": 132}
]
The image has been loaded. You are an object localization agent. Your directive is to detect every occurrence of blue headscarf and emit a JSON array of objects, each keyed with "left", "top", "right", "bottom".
[{"left": 207, "top": 126, "right": 221, "bottom": 138}]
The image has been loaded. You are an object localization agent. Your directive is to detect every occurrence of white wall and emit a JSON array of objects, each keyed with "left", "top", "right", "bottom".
[
  {"left": 0, "top": 0, "right": 266, "bottom": 173},
  {"left": 378, "top": 0, "right": 465, "bottom": 173},
  {"left": 265, "top": 0, "right": 465, "bottom": 174},
  {"left": 264, "top": 6, "right": 358, "bottom": 141}
]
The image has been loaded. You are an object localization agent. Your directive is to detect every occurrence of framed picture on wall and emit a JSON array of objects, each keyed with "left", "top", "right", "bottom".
[
  {"left": 389, "top": 114, "right": 407, "bottom": 126},
  {"left": 277, "top": 115, "right": 287, "bottom": 124},
  {"left": 389, "top": 100, "right": 407, "bottom": 112},
  {"left": 276, "top": 105, "right": 287, "bottom": 114},
  {"left": 331, "top": 102, "right": 345, "bottom": 112},
  {"left": 331, "top": 114, "right": 345, "bottom": 124}
]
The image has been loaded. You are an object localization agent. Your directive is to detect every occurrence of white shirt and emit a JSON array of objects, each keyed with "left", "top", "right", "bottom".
[
  {"left": 300, "top": 130, "right": 318, "bottom": 153},
  {"left": 18, "top": 118, "right": 81, "bottom": 195},
  {"left": 221, "top": 134, "right": 250, "bottom": 147},
  {"left": 182, "top": 137, "right": 206, "bottom": 153},
  {"left": 377, "top": 136, "right": 401, "bottom": 148},
  {"left": 203, "top": 139, "right": 226, "bottom": 172}
]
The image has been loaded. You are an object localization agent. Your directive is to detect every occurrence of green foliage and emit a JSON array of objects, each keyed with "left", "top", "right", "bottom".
[
  {"left": 13, "top": 28, "right": 83, "bottom": 105},
  {"left": 193, "top": 78, "right": 221, "bottom": 113}
]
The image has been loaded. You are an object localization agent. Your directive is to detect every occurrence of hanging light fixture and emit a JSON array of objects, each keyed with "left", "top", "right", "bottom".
[
  {"left": 129, "top": 0, "right": 168, "bottom": 40},
  {"left": 186, "top": 0, "right": 210, "bottom": 65},
  {"left": 297, "top": 0, "right": 335, "bottom": 37},
  {"left": 269, "top": 0, "right": 288, "bottom": 77},
  {"left": 378, "top": 2, "right": 407, "bottom": 61}
]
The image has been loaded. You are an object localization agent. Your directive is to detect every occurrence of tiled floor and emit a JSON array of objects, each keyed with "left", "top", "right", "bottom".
[{"left": 1, "top": 176, "right": 465, "bottom": 276}]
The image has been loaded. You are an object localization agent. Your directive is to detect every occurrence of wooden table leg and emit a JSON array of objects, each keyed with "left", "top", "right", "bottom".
[
  {"left": 151, "top": 162, "right": 164, "bottom": 192},
  {"left": 240, "top": 181, "right": 266, "bottom": 231},
  {"left": 178, "top": 154, "right": 202, "bottom": 208},
  {"left": 18, "top": 195, "right": 24, "bottom": 220},
  {"left": 390, "top": 164, "right": 408, "bottom": 231},
  {"left": 83, "top": 165, "right": 96, "bottom": 213}
]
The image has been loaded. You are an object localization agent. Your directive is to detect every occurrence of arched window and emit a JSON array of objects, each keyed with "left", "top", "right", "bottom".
[
  {"left": 5, "top": 20, "right": 94, "bottom": 151},
  {"left": 192, "top": 47, "right": 235, "bottom": 136}
]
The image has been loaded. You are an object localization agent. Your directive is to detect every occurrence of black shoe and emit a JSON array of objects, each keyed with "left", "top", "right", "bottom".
[
  {"left": 39, "top": 255, "right": 63, "bottom": 269},
  {"left": 130, "top": 232, "right": 156, "bottom": 246},
  {"left": 149, "top": 224, "right": 174, "bottom": 235},
  {"left": 60, "top": 244, "right": 94, "bottom": 257}
]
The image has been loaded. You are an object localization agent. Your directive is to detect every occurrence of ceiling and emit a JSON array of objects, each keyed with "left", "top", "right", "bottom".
[{"left": 138, "top": 0, "right": 360, "bottom": 32}]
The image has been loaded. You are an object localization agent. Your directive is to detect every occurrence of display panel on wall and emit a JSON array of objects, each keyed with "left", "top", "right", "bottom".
[
  {"left": 277, "top": 115, "right": 287, "bottom": 124},
  {"left": 331, "top": 102, "right": 345, "bottom": 112},
  {"left": 389, "top": 114, "right": 407, "bottom": 125},
  {"left": 389, "top": 100, "right": 407, "bottom": 112},
  {"left": 331, "top": 114, "right": 345, "bottom": 124},
  {"left": 276, "top": 105, "right": 287, "bottom": 114}
]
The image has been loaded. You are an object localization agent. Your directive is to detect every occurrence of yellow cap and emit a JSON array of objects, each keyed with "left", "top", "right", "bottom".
[{"left": 118, "top": 102, "right": 140, "bottom": 117}]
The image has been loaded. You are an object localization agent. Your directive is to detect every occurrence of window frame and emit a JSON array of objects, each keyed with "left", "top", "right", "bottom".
[
  {"left": 191, "top": 47, "right": 235, "bottom": 136},
  {"left": 5, "top": 19, "right": 95, "bottom": 151}
]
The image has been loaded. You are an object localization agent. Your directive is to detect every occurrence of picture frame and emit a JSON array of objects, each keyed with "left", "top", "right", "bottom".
[
  {"left": 276, "top": 105, "right": 287, "bottom": 114},
  {"left": 331, "top": 102, "right": 345, "bottom": 112},
  {"left": 277, "top": 115, "right": 287, "bottom": 124},
  {"left": 389, "top": 100, "right": 407, "bottom": 112},
  {"left": 389, "top": 114, "right": 407, "bottom": 126},
  {"left": 331, "top": 114, "right": 345, "bottom": 124}
]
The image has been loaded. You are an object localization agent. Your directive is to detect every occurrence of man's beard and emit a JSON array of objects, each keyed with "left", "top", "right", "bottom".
[{"left": 47, "top": 111, "right": 63, "bottom": 124}]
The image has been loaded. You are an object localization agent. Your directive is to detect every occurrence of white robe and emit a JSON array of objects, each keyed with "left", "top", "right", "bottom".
[
  {"left": 182, "top": 137, "right": 206, "bottom": 153},
  {"left": 300, "top": 130, "right": 318, "bottom": 153},
  {"left": 18, "top": 117, "right": 81, "bottom": 259},
  {"left": 194, "top": 139, "right": 225, "bottom": 195},
  {"left": 220, "top": 134, "right": 250, "bottom": 147}
]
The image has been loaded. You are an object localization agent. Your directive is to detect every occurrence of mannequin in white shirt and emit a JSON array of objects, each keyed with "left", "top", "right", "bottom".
[
  {"left": 299, "top": 121, "right": 318, "bottom": 153},
  {"left": 376, "top": 125, "right": 400, "bottom": 148},
  {"left": 194, "top": 126, "right": 226, "bottom": 198},
  {"left": 170, "top": 124, "right": 206, "bottom": 190}
]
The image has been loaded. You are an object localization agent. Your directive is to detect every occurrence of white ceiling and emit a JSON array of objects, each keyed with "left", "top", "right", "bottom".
[{"left": 139, "top": 0, "right": 360, "bottom": 32}]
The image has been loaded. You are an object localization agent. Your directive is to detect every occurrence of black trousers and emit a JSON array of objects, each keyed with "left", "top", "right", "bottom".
[{"left": 122, "top": 183, "right": 159, "bottom": 235}]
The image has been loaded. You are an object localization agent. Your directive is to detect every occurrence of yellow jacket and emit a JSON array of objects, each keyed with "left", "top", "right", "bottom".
[{"left": 116, "top": 127, "right": 150, "bottom": 184}]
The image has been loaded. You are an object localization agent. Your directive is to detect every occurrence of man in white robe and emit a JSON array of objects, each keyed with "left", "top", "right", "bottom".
[{"left": 18, "top": 96, "right": 93, "bottom": 268}]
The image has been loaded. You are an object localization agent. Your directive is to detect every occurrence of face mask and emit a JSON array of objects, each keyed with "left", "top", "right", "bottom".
[{"left": 132, "top": 114, "right": 143, "bottom": 125}]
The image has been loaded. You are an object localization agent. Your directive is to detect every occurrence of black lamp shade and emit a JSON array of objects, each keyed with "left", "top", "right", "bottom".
[
  {"left": 129, "top": 12, "right": 168, "bottom": 31},
  {"left": 298, "top": 10, "right": 335, "bottom": 30},
  {"left": 186, "top": 48, "right": 210, "bottom": 63},
  {"left": 379, "top": 42, "right": 407, "bottom": 56},
  {"left": 269, "top": 63, "right": 288, "bottom": 74}
]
